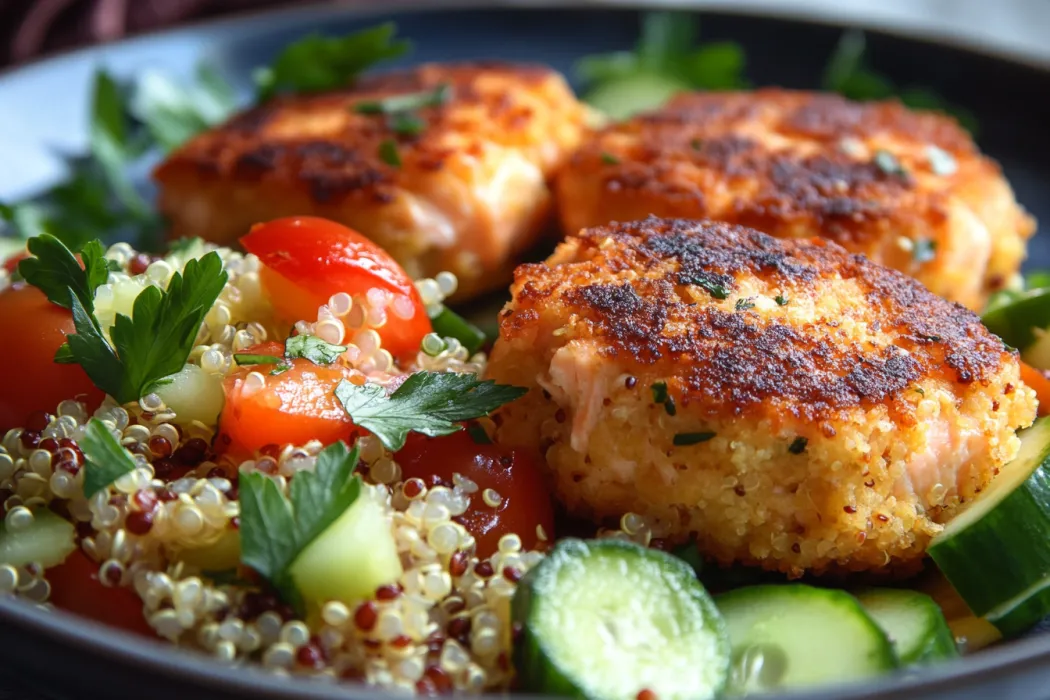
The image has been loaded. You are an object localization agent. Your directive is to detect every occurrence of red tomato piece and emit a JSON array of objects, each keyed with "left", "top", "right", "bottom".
[
  {"left": 3, "top": 250, "right": 27, "bottom": 274},
  {"left": 241, "top": 217, "right": 431, "bottom": 361},
  {"left": 396, "top": 431, "right": 554, "bottom": 558},
  {"left": 47, "top": 549, "right": 155, "bottom": 637},
  {"left": 217, "top": 341, "right": 361, "bottom": 456},
  {"left": 0, "top": 284, "right": 104, "bottom": 431}
]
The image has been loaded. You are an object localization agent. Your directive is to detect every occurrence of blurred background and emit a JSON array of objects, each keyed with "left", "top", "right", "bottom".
[{"left": 0, "top": 0, "right": 291, "bottom": 67}]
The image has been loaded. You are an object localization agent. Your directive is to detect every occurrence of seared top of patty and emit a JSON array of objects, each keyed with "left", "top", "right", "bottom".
[
  {"left": 155, "top": 61, "right": 583, "bottom": 205},
  {"left": 500, "top": 216, "right": 1013, "bottom": 422},
  {"left": 567, "top": 89, "right": 1002, "bottom": 248}
]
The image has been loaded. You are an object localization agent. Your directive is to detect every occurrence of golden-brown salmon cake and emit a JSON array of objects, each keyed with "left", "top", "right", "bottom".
[
  {"left": 555, "top": 89, "right": 1035, "bottom": 310},
  {"left": 154, "top": 62, "right": 590, "bottom": 300},
  {"left": 487, "top": 217, "right": 1037, "bottom": 577}
]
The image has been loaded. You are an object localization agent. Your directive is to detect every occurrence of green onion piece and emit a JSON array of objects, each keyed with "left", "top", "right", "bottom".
[
  {"left": 429, "top": 306, "right": 487, "bottom": 355},
  {"left": 234, "top": 353, "right": 284, "bottom": 366},
  {"left": 673, "top": 431, "right": 716, "bottom": 446}
]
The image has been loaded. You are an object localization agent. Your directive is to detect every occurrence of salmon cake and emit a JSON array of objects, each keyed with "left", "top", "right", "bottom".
[
  {"left": 555, "top": 90, "right": 1035, "bottom": 310},
  {"left": 154, "top": 62, "right": 590, "bottom": 300},
  {"left": 487, "top": 217, "right": 1037, "bottom": 577}
]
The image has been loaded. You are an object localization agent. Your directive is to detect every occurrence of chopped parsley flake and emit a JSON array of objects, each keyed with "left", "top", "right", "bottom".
[
  {"left": 912, "top": 238, "right": 937, "bottom": 264},
  {"left": 353, "top": 84, "right": 451, "bottom": 115},
  {"left": 774, "top": 295, "right": 789, "bottom": 306},
  {"left": 285, "top": 335, "right": 347, "bottom": 365},
  {"left": 674, "top": 431, "right": 716, "bottom": 446},
  {"left": 915, "top": 387, "right": 925, "bottom": 397},
  {"left": 735, "top": 298, "right": 755, "bottom": 311},
  {"left": 788, "top": 437, "right": 808, "bottom": 455},
  {"left": 693, "top": 277, "right": 730, "bottom": 300},
  {"left": 873, "top": 149, "right": 908, "bottom": 177},
  {"left": 651, "top": 381, "right": 669, "bottom": 404},
  {"left": 378, "top": 139, "right": 402, "bottom": 167},
  {"left": 600, "top": 152, "right": 621, "bottom": 165},
  {"left": 664, "top": 396, "right": 677, "bottom": 417},
  {"left": 691, "top": 138, "right": 703, "bottom": 150},
  {"left": 390, "top": 112, "right": 426, "bottom": 136}
]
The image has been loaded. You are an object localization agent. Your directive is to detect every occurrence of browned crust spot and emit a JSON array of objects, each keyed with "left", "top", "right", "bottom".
[{"left": 504, "top": 217, "right": 1010, "bottom": 421}]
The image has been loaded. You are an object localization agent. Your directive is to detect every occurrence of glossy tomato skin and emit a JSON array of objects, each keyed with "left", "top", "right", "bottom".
[
  {"left": 396, "top": 431, "right": 554, "bottom": 558},
  {"left": 48, "top": 549, "right": 155, "bottom": 637},
  {"left": 241, "top": 217, "right": 431, "bottom": 361},
  {"left": 0, "top": 284, "right": 104, "bottom": 431},
  {"left": 217, "top": 341, "right": 361, "bottom": 457}
]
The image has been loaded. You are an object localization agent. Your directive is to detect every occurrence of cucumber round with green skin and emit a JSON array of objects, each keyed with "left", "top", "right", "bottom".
[
  {"left": 0, "top": 508, "right": 76, "bottom": 568},
  {"left": 583, "top": 73, "right": 691, "bottom": 120},
  {"left": 853, "top": 588, "right": 958, "bottom": 665},
  {"left": 928, "top": 416, "right": 1050, "bottom": 637},
  {"left": 512, "top": 538, "right": 729, "bottom": 700},
  {"left": 716, "top": 585, "right": 898, "bottom": 693}
]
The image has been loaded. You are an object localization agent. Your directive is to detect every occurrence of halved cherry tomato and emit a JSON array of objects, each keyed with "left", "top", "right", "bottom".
[
  {"left": 217, "top": 341, "right": 361, "bottom": 456},
  {"left": 241, "top": 217, "right": 431, "bottom": 361},
  {"left": 396, "top": 431, "right": 554, "bottom": 558},
  {"left": 1021, "top": 361, "right": 1050, "bottom": 417},
  {"left": 47, "top": 549, "right": 155, "bottom": 637},
  {"left": 2, "top": 250, "right": 27, "bottom": 274},
  {"left": 0, "top": 284, "right": 104, "bottom": 431}
]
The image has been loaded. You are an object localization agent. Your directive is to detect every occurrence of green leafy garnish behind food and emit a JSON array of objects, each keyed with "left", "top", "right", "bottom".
[
  {"left": 130, "top": 65, "right": 239, "bottom": 153},
  {"left": 353, "top": 84, "right": 451, "bottom": 114},
  {"left": 254, "top": 23, "right": 411, "bottom": 100},
  {"left": 335, "top": 372, "right": 527, "bottom": 450},
  {"left": 17, "top": 235, "right": 109, "bottom": 313},
  {"left": 575, "top": 12, "right": 748, "bottom": 119},
  {"left": 239, "top": 441, "right": 362, "bottom": 610},
  {"left": 822, "top": 30, "right": 978, "bottom": 135},
  {"left": 48, "top": 249, "right": 228, "bottom": 404},
  {"left": 80, "top": 418, "right": 139, "bottom": 498}
]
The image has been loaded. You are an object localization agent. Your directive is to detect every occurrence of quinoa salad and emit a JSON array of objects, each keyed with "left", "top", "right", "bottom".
[{"left": 4, "top": 15, "right": 1050, "bottom": 700}]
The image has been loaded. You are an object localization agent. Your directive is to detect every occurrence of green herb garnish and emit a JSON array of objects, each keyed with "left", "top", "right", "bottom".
[
  {"left": 285, "top": 335, "right": 347, "bottom": 365},
  {"left": 873, "top": 150, "right": 908, "bottom": 177},
  {"left": 735, "top": 298, "right": 755, "bottom": 311},
  {"left": 51, "top": 249, "right": 228, "bottom": 404},
  {"left": 651, "top": 381, "right": 669, "bottom": 404},
  {"left": 234, "top": 353, "right": 285, "bottom": 366},
  {"left": 17, "top": 235, "right": 110, "bottom": 313},
  {"left": 80, "top": 418, "right": 139, "bottom": 497},
  {"left": 378, "top": 139, "right": 402, "bottom": 167},
  {"left": 239, "top": 441, "right": 362, "bottom": 611},
  {"left": 912, "top": 239, "right": 937, "bottom": 264},
  {"left": 334, "top": 372, "right": 527, "bottom": 451},
  {"left": 674, "top": 431, "right": 716, "bottom": 446},
  {"left": 693, "top": 277, "right": 729, "bottom": 300},
  {"left": 601, "top": 152, "right": 621, "bottom": 165},
  {"left": 130, "top": 65, "right": 238, "bottom": 153},
  {"left": 353, "top": 84, "right": 451, "bottom": 115},
  {"left": 664, "top": 396, "right": 677, "bottom": 417},
  {"left": 254, "top": 23, "right": 411, "bottom": 100},
  {"left": 466, "top": 422, "right": 493, "bottom": 445},
  {"left": 788, "top": 437, "right": 808, "bottom": 455},
  {"left": 390, "top": 112, "right": 426, "bottom": 137},
  {"left": 429, "top": 306, "right": 487, "bottom": 355},
  {"left": 774, "top": 295, "right": 789, "bottom": 306}
]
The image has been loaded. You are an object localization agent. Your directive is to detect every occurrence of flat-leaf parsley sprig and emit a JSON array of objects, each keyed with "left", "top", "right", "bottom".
[
  {"left": 238, "top": 441, "right": 362, "bottom": 610},
  {"left": 334, "top": 371, "right": 527, "bottom": 451},
  {"left": 19, "top": 234, "right": 229, "bottom": 405}
]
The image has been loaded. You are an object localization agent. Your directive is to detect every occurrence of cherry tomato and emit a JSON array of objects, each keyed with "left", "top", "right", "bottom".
[
  {"left": 396, "top": 431, "right": 554, "bottom": 558},
  {"left": 217, "top": 341, "right": 361, "bottom": 456},
  {"left": 47, "top": 549, "right": 155, "bottom": 637},
  {"left": 2, "top": 250, "right": 27, "bottom": 274},
  {"left": 1021, "top": 361, "right": 1050, "bottom": 417},
  {"left": 241, "top": 217, "right": 431, "bottom": 361},
  {"left": 0, "top": 284, "right": 104, "bottom": 431}
]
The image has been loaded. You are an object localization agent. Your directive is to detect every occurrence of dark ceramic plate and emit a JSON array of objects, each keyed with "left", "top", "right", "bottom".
[{"left": 2, "top": 2, "right": 1050, "bottom": 699}]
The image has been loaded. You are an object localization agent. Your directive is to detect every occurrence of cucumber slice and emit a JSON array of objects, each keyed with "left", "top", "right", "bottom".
[
  {"left": 512, "top": 538, "right": 729, "bottom": 700},
  {"left": 583, "top": 73, "right": 691, "bottom": 120},
  {"left": 288, "top": 494, "right": 401, "bottom": 609},
  {"left": 854, "top": 588, "right": 958, "bottom": 664},
  {"left": 981, "top": 287, "right": 1050, "bottom": 350},
  {"left": 0, "top": 509, "right": 77, "bottom": 568},
  {"left": 928, "top": 416, "right": 1050, "bottom": 637},
  {"left": 716, "top": 585, "right": 897, "bottom": 693}
]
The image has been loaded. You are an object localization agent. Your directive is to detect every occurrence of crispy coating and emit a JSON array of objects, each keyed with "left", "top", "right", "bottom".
[
  {"left": 154, "top": 62, "right": 590, "bottom": 299},
  {"left": 488, "top": 217, "right": 1037, "bottom": 576},
  {"left": 555, "top": 89, "right": 1035, "bottom": 310}
]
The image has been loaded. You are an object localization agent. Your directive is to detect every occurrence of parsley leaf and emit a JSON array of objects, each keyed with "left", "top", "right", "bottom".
[
  {"left": 89, "top": 69, "right": 153, "bottom": 223},
  {"left": 62, "top": 252, "right": 228, "bottom": 403},
  {"left": 692, "top": 276, "right": 729, "bottom": 300},
  {"left": 18, "top": 235, "right": 109, "bottom": 314},
  {"left": 239, "top": 441, "right": 362, "bottom": 610},
  {"left": 255, "top": 23, "right": 411, "bottom": 101},
  {"left": 735, "top": 298, "right": 755, "bottom": 311},
  {"left": 130, "top": 65, "right": 238, "bottom": 152},
  {"left": 390, "top": 112, "right": 426, "bottom": 137},
  {"left": 601, "top": 152, "right": 621, "bottom": 165},
  {"left": 335, "top": 372, "right": 527, "bottom": 450},
  {"left": 378, "top": 139, "right": 402, "bottom": 167},
  {"left": 80, "top": 418, "right": 139, "bottom": 497},
  {"left": 774, "top": 295, "right": 789, "bottom": 306},
  {"left": 285, "top": 335, "right": 347, "bottom": 365}
]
